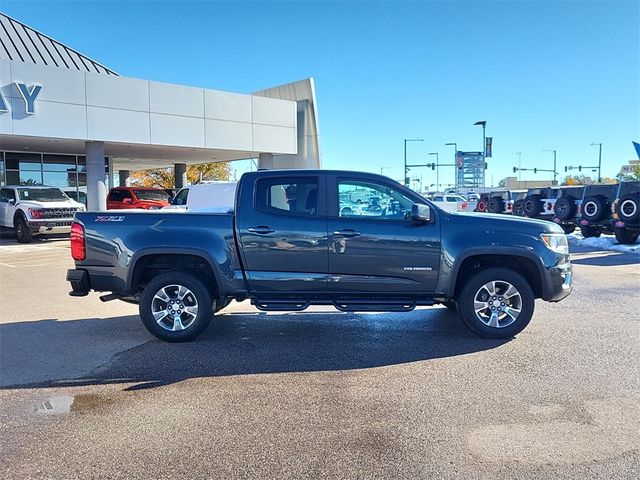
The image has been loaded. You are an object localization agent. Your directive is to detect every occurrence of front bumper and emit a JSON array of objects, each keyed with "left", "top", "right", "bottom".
[
  {"left": 543, "top": 261, "right": 572, "bottom": 302},
  {"left": 28, "top": 220, "right": 73, "bottom": 234}
]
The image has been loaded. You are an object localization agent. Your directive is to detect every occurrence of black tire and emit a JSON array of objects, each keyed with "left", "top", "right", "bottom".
[
  {"left": 442, "top": 300, "right": 457, "bottom": 312},
  {"left": 14, "top": 216, "right": 33, "bottom": 243},
  {"left": 581, "top": 196, "right": 609, "bottom": 222},
  {"left": 513, "top": 199, "right": 525, "bottom": 216},
  {"left": 554, "top": 196, "right": 577, "bottom": 221},
  {"left": 617, "top": 194, "right": 639, "bottom": 223},
  {"left": 560, "top": 224, "right": 575, "bottom": 235},
  {"left": 580, "top": 225, "right": 601, "bottom": 238},
  {"left": 523, "top": 195, "right": 543, "bottom": 218},
  {"left": 488, "top": 197, "right": 506, "bottom": 214},
  {"left": 613, "top": 227, "right": 639, "bottom": 245},
  {"left": 458, "top": 268, "right": 535, "bottom": 339},
  {"left": 139, "top": 272, "right": 213, "bottom": 342}
]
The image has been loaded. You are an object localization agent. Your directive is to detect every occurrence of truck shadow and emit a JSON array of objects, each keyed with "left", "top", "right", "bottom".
[{"left": 0, "top": 309, "right": 510, "bottom": 391}]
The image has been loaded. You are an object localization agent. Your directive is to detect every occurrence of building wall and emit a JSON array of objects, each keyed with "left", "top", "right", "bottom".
[
  {"left": 0, "top": 59, "right": 297, "bottom": 155},
  {"left": 503, "top": 177, "right": 555, "bottom": 190}
]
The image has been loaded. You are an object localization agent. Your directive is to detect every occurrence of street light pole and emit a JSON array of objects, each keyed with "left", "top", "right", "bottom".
[
  {"left": 543, "top": 149, "right": 557, "bottom": 184},
  {"left": 429, "top": 152, "right": 439, "bottom": 192},
  {"left": 474, "top": 121, "right": 487, "bottom": 187},
  {"left": 445, "top": 142, "right": 457, "bottom": 191},
  {"left": 404, "top": 138, "right": 423, "bottom": 186},
  {"left": 591, "top": 143, "right": 602, "bottom": 182}
]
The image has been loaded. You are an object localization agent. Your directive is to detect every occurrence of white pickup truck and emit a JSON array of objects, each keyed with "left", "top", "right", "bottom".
[
  {"left": 429, "top": 194, "right": 467, "bottom": 212},
  {"left": 0, "top": 185, "right": 85, "bottom": 243}
]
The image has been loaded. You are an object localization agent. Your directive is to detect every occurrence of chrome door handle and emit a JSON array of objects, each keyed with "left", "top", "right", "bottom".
[
  {"left": 333, "top": 229, "right": 361, "bottom": 238},
  {"left": 248, "top": 226, "right": 275, "bottom": 234}
]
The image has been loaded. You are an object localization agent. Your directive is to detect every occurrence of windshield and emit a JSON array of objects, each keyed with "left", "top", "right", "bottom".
[
  {"left": 134, "top": 190, "right": 170, "bottom": 202},
  {"left": 18, "top": 188, "right": 69, "bottom": 202}
]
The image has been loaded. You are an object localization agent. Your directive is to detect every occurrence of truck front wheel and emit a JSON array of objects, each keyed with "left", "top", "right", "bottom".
[
  {"left": 15, "top": 216, "right": 33, "bottom": 243},
  {"left": 139, "top": 272, "right": 213, "bottom": 342},
  {"left": 458, "top": 268, "right": 535, "bottom": 339}
]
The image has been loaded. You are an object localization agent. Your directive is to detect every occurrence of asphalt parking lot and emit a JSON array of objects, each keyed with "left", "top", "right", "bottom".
[{"left": 1, "top": 233, "right": 639, "bottom": 479}]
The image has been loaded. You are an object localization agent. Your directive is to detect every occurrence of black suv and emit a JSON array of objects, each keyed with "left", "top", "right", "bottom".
[
  {"left": 551, "top": 186, "right": 585, "bottom": 234},
  {"left": 611, "top": 181, "right": 640, "bottom": 244}
]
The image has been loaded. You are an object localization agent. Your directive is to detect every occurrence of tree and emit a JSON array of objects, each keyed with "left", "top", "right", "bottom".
[
  {"left": 561, "top": 174, "right": 593, "bottom": 186},
  {"left": 497, "top": 177, "right": 509, "bottom": 188},
  {"left": 130, "top": 162, "right": 231, "bottom": 188}
]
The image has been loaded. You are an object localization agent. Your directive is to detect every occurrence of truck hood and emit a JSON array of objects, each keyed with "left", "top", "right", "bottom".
[
  {"left": 17, "top": 200, "right": 84, "bottom": 209},
  {"left": 449, "top": 211, "right": 564, "bottom": 234}
]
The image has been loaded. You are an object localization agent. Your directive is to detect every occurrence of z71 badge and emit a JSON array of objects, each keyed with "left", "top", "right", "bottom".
[{"left": 95, "top": 216, "right": 125, "bottom": 222}]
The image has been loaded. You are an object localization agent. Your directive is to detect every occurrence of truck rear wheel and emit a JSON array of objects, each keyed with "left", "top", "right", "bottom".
[
  {"left": 458, "top": 268, "right": 535, "bottom": 339},
  {"left": 139, "top": 272, "right": 213, "bottom": 342}
]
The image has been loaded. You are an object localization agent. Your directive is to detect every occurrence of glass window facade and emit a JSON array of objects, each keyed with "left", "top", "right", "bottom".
[{"left": 1, "top": 151, "right": 110, "bottom": 205}]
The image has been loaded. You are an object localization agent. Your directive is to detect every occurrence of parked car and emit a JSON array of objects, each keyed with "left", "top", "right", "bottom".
[
  {"left": 485, "top": 190, "right": 527, "bottom": 214},
  {"left": 519, "top": 187, "right": 558, "bottom": 220},
  {"left": 0, "top": 185, "right": 85, "bottom": 243},
  {"left": 162, "top": 182, "right": 237, "bottom": 211},
  {"left": 551, "top": 186, "right": 585, "bottom": 234},
  {"left": 430, "top": 194, "right": 466, "bottom": 212},
  {"left": 610, "top": 181, "right": 639, "bottom": 244},
  {"left": 107, "top": 187, "right": 171, "bottom": 210},
  {"left": 578, "top": 184, "right": 618, "bottom": 238},
  {"left": 67, "top": 169, "right": 572, "bottom": 342}
]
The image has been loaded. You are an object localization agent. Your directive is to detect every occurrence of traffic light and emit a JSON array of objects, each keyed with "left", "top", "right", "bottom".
[
  {"left": 485, "top": 163, "right": 488, "bottom": 170},
  {"left": 564, "top": 166, "right": 568, "bottom": 172},
  {"left": 513, "top": 167, "right": 517, "bottom": 173},
  {"left": 431, "top": 163, "right": 435, "bottom": 171},
  {"left": 578, "top": 166, "right": 582, "bottom": 172},
  {"left": 534, "top": 168, "right": 537, "bottom": 174}
]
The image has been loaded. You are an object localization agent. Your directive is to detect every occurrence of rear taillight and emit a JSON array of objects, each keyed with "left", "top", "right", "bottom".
[
  {"left": 546, "top": 202, "right": 553, "bottom": 210},
  {"left": 70, "top": 222, "right": 85, "bottom": 260},
  {"left": 611, "top": 200, "right": 617, "bottom": 214}
]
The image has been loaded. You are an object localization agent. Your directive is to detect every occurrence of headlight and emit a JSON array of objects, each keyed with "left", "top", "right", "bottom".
[{"left": 540, "top": 233, "right": 569, "bottom": 254}]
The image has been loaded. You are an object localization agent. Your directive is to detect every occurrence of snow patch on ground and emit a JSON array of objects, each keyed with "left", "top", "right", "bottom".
[{"left": 568, "top": 232, "right": 640, "bottom": 254}]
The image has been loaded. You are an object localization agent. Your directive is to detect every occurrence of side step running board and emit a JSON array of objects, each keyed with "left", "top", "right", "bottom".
[
  {"left": 333, "top": 301, "right": 417, "bottom": 312},
  {"left": 253, "top": 300, "right": 310, "bottom": 312}
]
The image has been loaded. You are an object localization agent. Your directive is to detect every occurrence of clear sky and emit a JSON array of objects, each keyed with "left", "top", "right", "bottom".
[{"left": 2, "top": 0, "right": 638, "bottom": 187}]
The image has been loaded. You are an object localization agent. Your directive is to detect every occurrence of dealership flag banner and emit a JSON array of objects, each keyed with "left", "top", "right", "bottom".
[{"left": 485, "top": 137, "right": 493, "bottom": 158}]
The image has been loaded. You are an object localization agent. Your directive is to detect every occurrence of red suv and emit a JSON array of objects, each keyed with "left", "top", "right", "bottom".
[{"left": 107, "top": 187, "right": 171, "bottom": 210}]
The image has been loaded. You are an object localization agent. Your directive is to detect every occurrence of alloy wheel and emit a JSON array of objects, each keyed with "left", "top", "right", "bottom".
[
  {"left": 473, "top": 280, "right": 522, "bottom": 328},
  {"left": 151, "top": 284, "right": 199, "bottom": 331}
]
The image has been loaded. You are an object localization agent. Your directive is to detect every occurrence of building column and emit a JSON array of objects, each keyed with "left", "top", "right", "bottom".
[
  {"left": 174, "top": 163, "right": 187, "bottom": 188},
  {"left": 86, "top": 141, "right": 107, "bottom": 211},
  {"left": 258, "top": 153, "right": 274, "bottom": 170},
  {"left": 119, "top": 170, "right": 130, "bottom": 187}
]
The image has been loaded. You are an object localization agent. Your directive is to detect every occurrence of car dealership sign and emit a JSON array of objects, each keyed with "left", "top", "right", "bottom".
[{"left": 0, "top": 83, "right": 43, "bottom": 115}]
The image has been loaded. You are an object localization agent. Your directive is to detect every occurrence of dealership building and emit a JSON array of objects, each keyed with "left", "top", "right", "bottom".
[{"left": 0, "top": 13, "right": 320, "bottom": 209}]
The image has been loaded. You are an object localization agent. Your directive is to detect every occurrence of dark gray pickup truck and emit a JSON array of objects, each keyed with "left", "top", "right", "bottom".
[{"left": 67, "top": 170, "right": 572, "bottom": 341}]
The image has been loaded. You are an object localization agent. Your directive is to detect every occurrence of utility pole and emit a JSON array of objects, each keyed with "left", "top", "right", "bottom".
[
  {"left": 543, "top": 149, "right": 557, "bottom": 184},
  {"left": 591, "top": 143, "right": 602, "bottom": 182},
  {"left": 404, "top": 138, "right": 423, "bottom": 186}
]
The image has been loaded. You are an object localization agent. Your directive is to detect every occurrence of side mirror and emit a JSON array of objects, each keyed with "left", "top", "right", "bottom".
[
  {"left": 8, "top": 198, "right": 16, "bottom": 205},
  {"left": 411, "top": 203, "right": 431, "bottom": 223},
  {"left": 122, "top": 198, "right": 133, "bottom": 205}
]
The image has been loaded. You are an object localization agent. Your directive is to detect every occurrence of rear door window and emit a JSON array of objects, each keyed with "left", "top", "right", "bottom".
[{"left": 255, "top": 178, "right": 319, "bottom": 216}]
